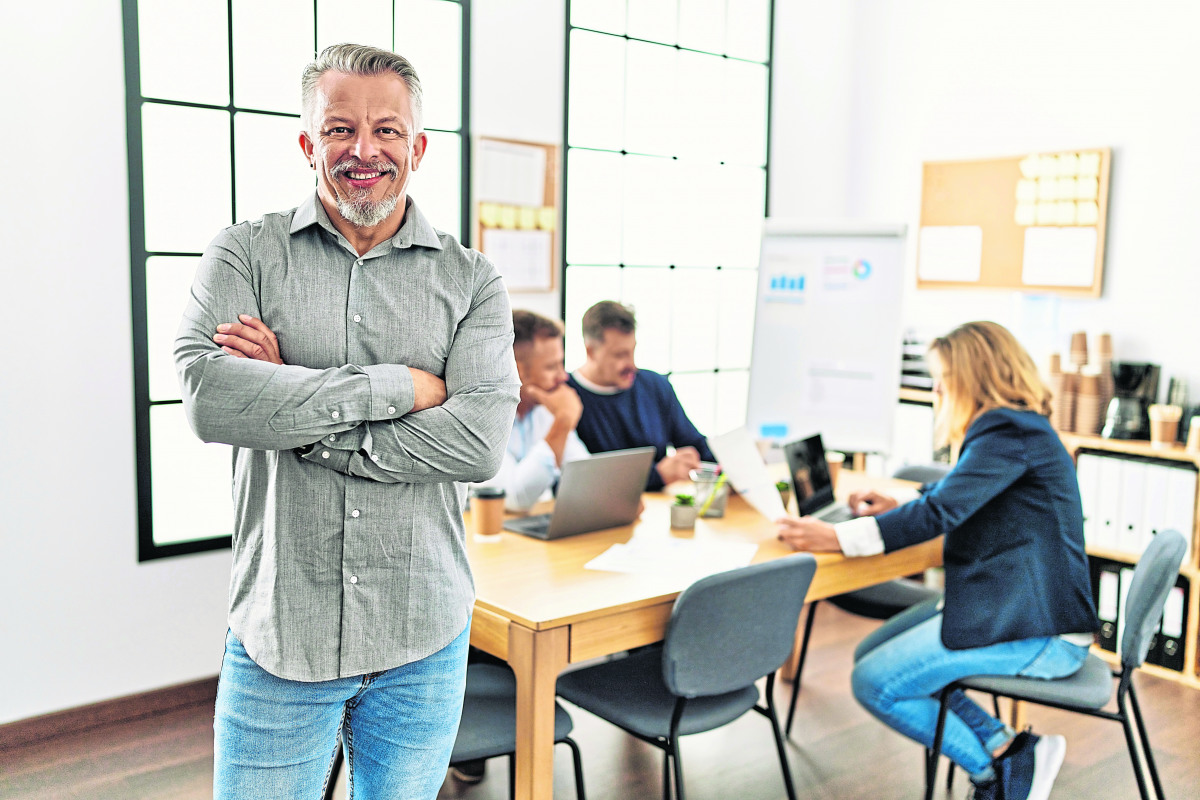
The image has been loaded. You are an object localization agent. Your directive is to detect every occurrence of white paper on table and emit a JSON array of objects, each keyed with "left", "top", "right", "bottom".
[
  {"left": 917, "top": 226, "right": 982, "bottom": 282},
  {"left": 1021, "top": 226, "right": 1097, "bottom": 287},
  {"left": 585, "top": 537, "right": 758, "bottom": 580},
  {"left": 707, "top": 427, "right": 788, "bottom": 521}
]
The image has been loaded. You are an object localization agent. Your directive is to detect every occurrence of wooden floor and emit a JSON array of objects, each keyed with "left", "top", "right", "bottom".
[{"left": 4, "top": 605, "right": 1199, "bottom": 799}]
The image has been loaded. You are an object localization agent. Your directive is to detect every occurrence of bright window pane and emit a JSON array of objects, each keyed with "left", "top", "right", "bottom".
[
  {"left": 146, "top": 257, "right": 200, "bottom": 403},
  {"left": 717, "top": 268, "right": 758, "bottom": 369},
  {"left": 669, "top": 371, "right": 716, "bottom": 438},
  {"left": 675, "top": 50, "right": 724, "bottom": 162},
  {"left": 231, "top": 0, "right": 312, "bottom": 114},
  {"left": 715, "top": 164, "right": 767, "bottom": 268},
  {"left": 619, "top": 267, "right": 672, "bottom": 374},
  {"left": 715, "top": 369, "right": 749, "bottom": 433},
  {"left": 563, "top": 266, "right": 623, "bottom": 368},
  {"left": 150, "top": 404, "right": 234, "bottom": 546},
  {"left": 622, "top": 156, "right": 679, "bottom": 266},
  {"left": 570, "top": 0, "right": 625, "bottom": 34},
  {"left": 395, "top": 0, "right": 462, "bottom": 132},
  {"left": 566, "top": 149, "right": 623, "bottom": 265},
  {"left": 678, "top": 0, "right": 725, "bottom": 54},
  {"left": 142, "top": 103, "right": 232, "bottom": 253},
  {"left": 317, "top": 0, "right": 393, "bottom": 52},
  {"left": 720, "top": 59, "right": 769, "bottom": 166},
  {"left": 409, "top": 130, "right": 461, "bottom": 236},
  {"left": 568, "top": 30, "right": 625, "bottom": 151},
  {"left": 234, "top": 112, "right": 314, "bottom": 224},
  {"left": 138, "top": 0, "right": 228, "bottom": 105},
  {"left": 624, "top": 41, "right": 678, "bottom": 157},
  {"left": 626, "top": 0, "right": 677, "bottom": 45},
  {"left": 726, "top": 0, "right": 771, "bottom": 63},
  {"left": 670, "top": 268, "right": 718, "bottom": 373},
  {"left": 672, "top": 162, "right": 722, "bottom": 267}
]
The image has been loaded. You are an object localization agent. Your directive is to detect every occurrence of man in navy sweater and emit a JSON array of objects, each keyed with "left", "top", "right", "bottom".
[{"left": 567, "top": 301, "right": 715, "bottom": 492}]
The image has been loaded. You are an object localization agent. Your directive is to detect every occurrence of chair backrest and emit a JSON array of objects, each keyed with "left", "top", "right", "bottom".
[
  {"left": 661, "top": 554, "right": 818, "bottom": 698},
  {"left": 1120, "top": 529, "right": 1188, "bottom": 669},
  {"left": 892, "top": 463, "right": 951, "bottom": 485}
]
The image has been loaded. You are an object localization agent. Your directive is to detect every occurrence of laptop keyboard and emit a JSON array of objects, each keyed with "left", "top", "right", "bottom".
[
  {"left": 816, "top": 505, "right": 854, "bottom": 524},
  {"left": 503, "top": 514, "right": 551, "bottom": 537}
]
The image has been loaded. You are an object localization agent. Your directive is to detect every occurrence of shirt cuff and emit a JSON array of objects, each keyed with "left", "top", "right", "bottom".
[
  {"left": 363, "top": 364, "right": 416, "bottom": 419},
  {"left": 891, "top": 487, "right": 922, "bottom": 504},
  {"left": 298, "top": 443, "right": 353, "bottom": 473},
  {"left": 834, "top": 515, "right": 885, "bottom": 557}
]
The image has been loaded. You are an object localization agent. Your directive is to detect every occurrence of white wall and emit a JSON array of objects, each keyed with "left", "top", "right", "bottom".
[
  {"left": 771, "top": 0, "right": 1200, "bottom": 395},
  {"left": 0, "top": 0, "right": 565, "bottom": 725}
]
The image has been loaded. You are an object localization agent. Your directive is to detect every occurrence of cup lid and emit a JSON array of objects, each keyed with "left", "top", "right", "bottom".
[{"left": 471, "top": 486, "right": 506, "bottom": 498}]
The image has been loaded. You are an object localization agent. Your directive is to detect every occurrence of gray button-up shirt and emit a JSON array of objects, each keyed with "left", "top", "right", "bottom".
[{"left": 175, "top": 193, "right": 519, "bottom": 681}]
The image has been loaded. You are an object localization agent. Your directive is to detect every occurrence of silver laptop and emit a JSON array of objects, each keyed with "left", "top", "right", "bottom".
[
  {"left": 783, "top": 434, "right": 854, "bottom": 523},
  {"left": 503, "top": 447, "right": 656, "bottom": 540}
]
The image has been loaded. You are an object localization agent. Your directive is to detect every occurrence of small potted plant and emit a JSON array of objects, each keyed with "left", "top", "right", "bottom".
[
  {"left": 776, "top": 480, "right": 791, "bottom": 511},
  {"left": 671, "top": 493, "right": 698, "bottom": 529}
]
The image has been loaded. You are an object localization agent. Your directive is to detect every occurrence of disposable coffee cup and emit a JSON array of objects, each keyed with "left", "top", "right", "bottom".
[
  {"left": 1148, "top": 404, "right": 1182, "bottom": 449},
  {"left": 827, "top": 451, "right": 845, "bottom": 489},
  {"left": 470, "top": 486, "right": 506, "bottom": 540},
  {"left": 1187, "top": 416, "right": 1200, "bottom": 454}
]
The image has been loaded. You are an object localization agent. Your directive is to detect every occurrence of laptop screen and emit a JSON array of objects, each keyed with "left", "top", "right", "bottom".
[{"left": 782, "top": 434, "right": 836, "bottom": 516}]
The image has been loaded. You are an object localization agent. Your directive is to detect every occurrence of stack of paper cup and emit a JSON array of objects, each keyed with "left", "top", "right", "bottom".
[
  {"left": 1074, "top": 369, "right": 1102, "bottom": 435},
  {"left": 1096, "top": 334, "right": 1114, "bottom": 434},
  {"left": 1187, "top": 416, "right": 1200, "bottom": 453},
  {"left": 1069, "top": 331, "right": 1089, "bottom": 372},
  {"left": 1148, "top": 404, "right": 1183, "bottom": 449},
  {"left": 1059, "top": 371, "right": 1079, "bottom": 434},
  {"left": 1048, "top": 354, "right": 1068, "bottom": 432}
]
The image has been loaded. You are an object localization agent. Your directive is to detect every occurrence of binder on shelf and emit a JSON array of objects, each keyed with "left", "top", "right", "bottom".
[
  {"left": 1093, "top": 558, "right": 1121, "bottom": 652},
  {"left": 1094, "top": 455, "right": 1123, "bottom": 551},
  {"left": 1165, "top": 466, "right": 1198, "bottom": 563},
  {"left": 1154, "top": 575, "right": 1189, "bottom": 672},
  {"left": 1140, "top": 462, "right": 1175, "bottom": 555},
  {"left": 1116, "top": 459, "right": 1146, "bottom": 554},
  {"left": 1076, "top": 452, "right": 1101, "bottom": 547}
]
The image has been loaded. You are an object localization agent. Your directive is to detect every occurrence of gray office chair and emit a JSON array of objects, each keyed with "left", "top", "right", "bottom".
[
  {"left": 923, "top": 528, "right": 1188, "bottom": 800},
  {"left": 784, "top": 463, "right": 949, "bottom": 735},
  {"left": 557, "top": 554, "right": 819, "bottom": 800},
  {"left": 323, "top": 663, "right": 586, "bottom": 800}
]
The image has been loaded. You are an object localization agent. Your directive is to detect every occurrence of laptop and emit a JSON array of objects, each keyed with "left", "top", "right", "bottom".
[
  {"left": 782, "top": 434, "right": 854, "bottom": 523},
  {"left": 502, "top": 447, "right": 656, "bottom": 540}
]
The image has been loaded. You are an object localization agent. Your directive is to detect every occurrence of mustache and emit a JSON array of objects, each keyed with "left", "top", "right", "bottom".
[{"left": 330, "top": 159, "right": 399, "bottom": 178}]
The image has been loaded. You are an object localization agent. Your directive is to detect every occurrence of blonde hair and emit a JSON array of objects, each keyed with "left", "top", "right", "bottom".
[{"left": 929, "top": 321, "right": 1052, "bottom": 448}]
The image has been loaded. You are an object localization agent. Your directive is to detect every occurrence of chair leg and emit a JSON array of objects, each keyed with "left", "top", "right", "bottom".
[
  {"left": 670, "top": 738, "right": 686, "bottom": 800},
  {"left": 785, "top": 600, "right": 820, "bottom": 736},
  {"left": 1117, "top": 682, "right": 1156, "bottom": 800},
  {"left": 764, "top": 675, "right": 798, "bottom": 800},
  {"left": 1126, "top": 680, "right": 1166, "bottom": 800},
  {"left": 925, "top": 686, "right": 953, "bottom": 800},
  {"left": 560, "top": 737, "right": 588, "bottom": 800},
  {"left": 662, "top": 750, "right": 672, "bottom": 800}
]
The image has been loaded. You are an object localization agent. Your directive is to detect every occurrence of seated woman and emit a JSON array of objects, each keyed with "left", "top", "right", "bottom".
[{"left": 775, "top": 321, "right": 1097, "bottom": 800}]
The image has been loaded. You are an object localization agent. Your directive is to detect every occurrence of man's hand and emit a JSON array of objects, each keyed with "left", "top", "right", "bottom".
[
  {"left": 776, "top": 515, "right": 843, "bottom": 553},
  {"left": 655, "top": 445, "right": 703, "bottom": 486},
  {"left": 409, "top": 368, "right": 447, "bottom": 412},
  {"left": 213, "top": 314, "right": 283, "bottom": 364},
  {"left": 846, "top": 490, "right": 899, "bottom": 518},
  {"left": 527, "top": 383, "right": 583, "bottom": 427}
]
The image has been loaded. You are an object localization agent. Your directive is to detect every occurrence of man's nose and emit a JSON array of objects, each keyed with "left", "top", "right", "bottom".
[{"left": 350, "top": 132, "right": 381, "bottom": 161}]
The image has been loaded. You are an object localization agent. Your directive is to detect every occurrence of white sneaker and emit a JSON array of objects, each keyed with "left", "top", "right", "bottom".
[{"left": 1028, "top": 734, "right": 1066, "bottom": 800}]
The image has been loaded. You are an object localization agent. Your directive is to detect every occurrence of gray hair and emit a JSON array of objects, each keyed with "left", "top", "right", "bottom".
[{"left": 301, "top": 43, "right": 423, "bottom": 133}]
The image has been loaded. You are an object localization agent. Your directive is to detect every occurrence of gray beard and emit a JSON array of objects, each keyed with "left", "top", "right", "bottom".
[{"left": 336, "top": 193, "right": 400, "bottom": 228}]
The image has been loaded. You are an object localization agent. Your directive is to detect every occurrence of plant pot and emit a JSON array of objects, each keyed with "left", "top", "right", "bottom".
[
  {"left": 777, "top": 488, "right": 791, "bottom": 512},
  {"left": 670, "top": 504, "right": 698, "bottom": 529}
]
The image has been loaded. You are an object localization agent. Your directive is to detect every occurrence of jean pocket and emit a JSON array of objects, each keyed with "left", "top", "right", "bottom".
[{"left": 1018, "top": 638, "right": 1089, "bottom": 680}]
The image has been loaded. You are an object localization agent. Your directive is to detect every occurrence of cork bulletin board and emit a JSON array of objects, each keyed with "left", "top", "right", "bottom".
[{"left": 917, "top": 148, "right": 1111, "bottom": 298}]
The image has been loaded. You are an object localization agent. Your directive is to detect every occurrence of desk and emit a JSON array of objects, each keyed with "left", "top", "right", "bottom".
[{"left": 465, "top": 471, "right": 943, "bottom": 799}]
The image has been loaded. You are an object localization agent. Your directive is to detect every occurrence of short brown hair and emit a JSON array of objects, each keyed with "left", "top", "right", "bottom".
[
  {"left": 512, "top": 310, "right": 565, "bottom": 358},
  {"left": 929, "top": 321, "right": 1052, "bottom": 448},
  {"left": 581, "top": 300, "right": 636, "bottom": 344}
]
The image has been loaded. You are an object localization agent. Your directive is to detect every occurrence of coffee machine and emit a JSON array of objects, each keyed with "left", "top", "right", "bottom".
[{"left": 1101, "top": 362, "right": 1160, "bottom": 440}]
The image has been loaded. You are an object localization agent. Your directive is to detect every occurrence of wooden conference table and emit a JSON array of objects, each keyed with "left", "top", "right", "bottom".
[{"left": 464, "top": 471, "right": 943, "bottom": 800}]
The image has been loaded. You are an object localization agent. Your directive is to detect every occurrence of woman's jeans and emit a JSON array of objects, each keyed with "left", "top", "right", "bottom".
[
  {"left": 851, "top": 611, "right": 1088, "bottom": 776},
  {"left": 214, "top": 623, "right": 470, "bottom": 800}
]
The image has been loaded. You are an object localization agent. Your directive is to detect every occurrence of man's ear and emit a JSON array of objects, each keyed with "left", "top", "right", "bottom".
[
  {"left": 299, "top": 131, "right": 315, "bottom": 168},
  {"left": 411, "top": 130, "right": 428, "bottom": 171}
]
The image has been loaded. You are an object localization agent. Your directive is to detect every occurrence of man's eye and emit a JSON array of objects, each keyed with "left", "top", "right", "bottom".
[
  {"left": 325, "top": 127, "right": 352, "bottom": 137},
  {"left": 378, "top": 127, "right": 402, "bottom": 138}
]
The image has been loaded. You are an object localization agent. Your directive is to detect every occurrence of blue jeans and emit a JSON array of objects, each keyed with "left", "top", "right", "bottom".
[
  {"left": 214, "top": 623, "right": 470, "bottom": 800},
  {"left": 851, "top": 612, "right": 1088, "bottom": 777}
]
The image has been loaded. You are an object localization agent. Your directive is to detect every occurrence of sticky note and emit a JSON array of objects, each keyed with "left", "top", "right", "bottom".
[
  {"left": 1076, "top": 177, "right": 1098, "bottom": 200},
  {"left": 537, "top": 207, "right": 557, "bottom": 231},
  {"left": 1015, "top": 203, "right": 1037, "bottom": 226},
  {"left": 1036, "top": 202, "right": 1058, "bottom": 225},
  {"left": 479, "top": 203, "right": 501, "bottom": 227},
  {"left": 1019, "top": 155, "right": 1041, "bottom": 179},
  {"left": 1058, "top": 153, "right": 1080, "bottom": 176},
  {"left": 1038, "top": 178, "right": 1058, "bottom": 201},
  {"left": 1056, "top": 200, "right": 1077, "bottom": 225},
  {"left": 1016, "top": 179, "right": 1038, "bottom": 203},
  {"left": 498, "top": 205, "right": 518, "bottom": 229},
  {"left": 1076, "top": 201, "right": 1099, "bottom": 225},
  {"left": 1078, "top": 152, "right": 1101, "bottom": 177},
  {"left": 517, "top": 206, "right": 537, "bottom": 230}
]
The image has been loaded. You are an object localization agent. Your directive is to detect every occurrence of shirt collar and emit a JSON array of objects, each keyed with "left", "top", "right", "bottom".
[
  {"left": 571, "top": 370, "right": 624, "bottom": 395},
  {"left": 289, "top": 192, "right": 444, "bottom": 252}
]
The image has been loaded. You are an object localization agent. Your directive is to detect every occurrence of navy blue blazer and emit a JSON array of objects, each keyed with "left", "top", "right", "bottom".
[{"left": 876, "top": 407, "right": 1098, "bottom": 650}]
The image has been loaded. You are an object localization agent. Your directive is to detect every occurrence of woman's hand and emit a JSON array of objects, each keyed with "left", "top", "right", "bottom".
[
  {"left": 775, "top": 516, "right": 842, "bottom": 553},
  {"left": 847, "top": 490, "right": 899, "bottom": 517}
]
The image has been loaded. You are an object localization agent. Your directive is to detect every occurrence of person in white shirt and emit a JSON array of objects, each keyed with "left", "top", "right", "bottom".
[{"left": 476, "top": 310, "right": 590, "bottom": 511}]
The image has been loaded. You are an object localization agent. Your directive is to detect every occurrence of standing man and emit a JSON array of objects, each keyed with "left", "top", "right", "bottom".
[
  {"left": 475, "top": 310, "right": 590, "bottom": 511},
  {"left": 175, "top": 44, "right": 519, "bottom": 799},
  {"left": 568, "top": 300, "right": 715, "bottom": 492}
]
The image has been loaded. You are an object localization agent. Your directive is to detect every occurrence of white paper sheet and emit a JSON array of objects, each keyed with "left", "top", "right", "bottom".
[
  {"left": 584, "top": 537, "right": 758, "bottom": 581},
  {"left": 707, "top": 427, "right": 788, "bottom": 520},
  {"left": 1021, "top": 226, "right": 1097, "bottom": 287},
  {"left": 917, "top": 226, "right": 982, "bottom": 282},
  {"left": 476, "top": 139, "right": 547, "bottom": 207},
  {"left": 482, "top": 228, "right": 552, "bottom": 291}
]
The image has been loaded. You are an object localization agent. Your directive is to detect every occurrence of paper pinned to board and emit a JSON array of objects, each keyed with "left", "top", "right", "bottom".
[{"left": 707, "top": 427, "right": 788, "bottom": 521}]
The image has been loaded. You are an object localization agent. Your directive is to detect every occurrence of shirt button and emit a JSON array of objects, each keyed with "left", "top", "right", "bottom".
[
  {"left": 321, "top": 450, "right": 330, "bottom": 459},
  {"left": 328, "top": 434, "right": 336, "bottom": 442},
  {"left": 356, "top": 259, "right": 363, "bottom": 266},
  {"left": 371, "top": 454, "right": 380, "bottom": 462},
  {"left": 353, "top": 314, "right": 362, "bottom": 323},
  {"left": 349, "top": 575, "right": 358, "bottom": 584},
  {"left": 351, "top": 509, "right": 360, "bottom": 518},
  {"left": 387, "top": 405, "right": 396, "bottom": 415},
  {"left": 331, "top": 410, "right": 340, "bottom": 419}
]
